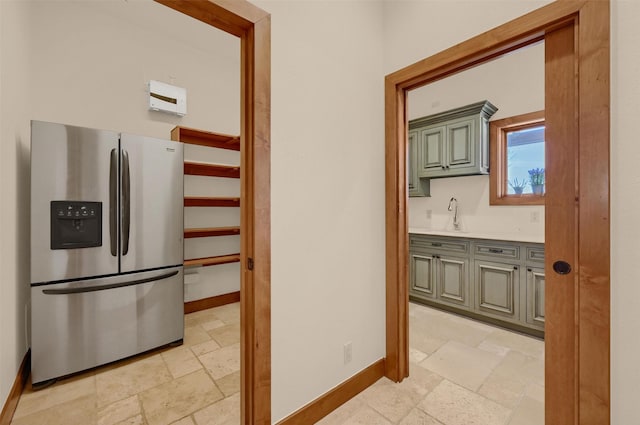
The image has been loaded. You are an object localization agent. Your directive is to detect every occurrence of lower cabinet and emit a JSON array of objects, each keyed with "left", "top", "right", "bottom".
[
  {"left": 410, "top": 252, "right": 436, "bottom": 300},
  {"left": 409, "top": 252, "right": 470, "bottom": 308},
  {"left": 526, "top": 266, "right": 546, "bottom": 330},
  {"left": 437, "top": 255, "right": 470, "bottom": 308},
  {"left": 410, "top": 234, "right": 545, "bottom": 335},
  {"left": 474, "top": 260, "right": 520, "bottom": 324}
]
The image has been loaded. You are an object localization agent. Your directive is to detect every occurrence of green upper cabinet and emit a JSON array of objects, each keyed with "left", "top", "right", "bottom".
[
  {"left": 418, "top": 124, "right": 446, "bottom": 174},
  {"left": 408, "top": 129, "right": 429, "bottom": 197},
  {"left": 410, "top": 100, "right": 497, "bottom": 179}
]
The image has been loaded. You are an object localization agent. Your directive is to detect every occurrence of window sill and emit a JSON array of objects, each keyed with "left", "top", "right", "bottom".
[{"left": 490, "top": 194, "right": 545, "bottom": 206}]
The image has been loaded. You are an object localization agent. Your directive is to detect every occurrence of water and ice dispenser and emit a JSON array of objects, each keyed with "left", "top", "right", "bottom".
[{"left": 50, "top": 201, "right": 102, "bottom": 249}]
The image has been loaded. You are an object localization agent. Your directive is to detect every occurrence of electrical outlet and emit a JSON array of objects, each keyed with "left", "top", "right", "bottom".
[
  {"left": 426, "top": 210, "right": 432, "bottom": 220},
  {"left": 530, "top": 211, "right": 540, "bottom": 223},
  {"left": 343, "top": 342, "right": 352, "bottom": 364}
]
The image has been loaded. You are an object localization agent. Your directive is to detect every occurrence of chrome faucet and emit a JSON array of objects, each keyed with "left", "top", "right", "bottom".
[{"left": 448, "top": 197, "right": 460, "bottom": 230}]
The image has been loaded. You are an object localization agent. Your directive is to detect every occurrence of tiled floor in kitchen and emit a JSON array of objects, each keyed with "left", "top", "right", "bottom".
[
  {"left": 11, "top": 301, "right": 543, "bottom": 425},
  {"left": 321, "top": 302, "right": 544, "bottom": 425}
]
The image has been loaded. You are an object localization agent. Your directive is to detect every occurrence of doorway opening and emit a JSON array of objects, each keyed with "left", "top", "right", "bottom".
[
  {"left": 406, "top": 40, "right": 546, "bottom": 422},
  {"left": 155, "top": 1, "right": 272, "bottom": 424},
  {"left": 385, "top": 2, "right": 609, "bottom": 424}
]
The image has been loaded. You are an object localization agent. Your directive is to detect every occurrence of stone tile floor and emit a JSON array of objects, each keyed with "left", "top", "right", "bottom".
[
  {"left": 11, "top": 301, "right": 544, "bottom": 425},
  {"left": 321, "top": 302, "right": 544, "bottom": 425}
]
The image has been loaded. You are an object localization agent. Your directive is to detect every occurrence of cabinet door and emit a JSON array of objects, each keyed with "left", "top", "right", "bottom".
[
  {"left": 408, "top": 130, "right": 417, "bottom": 192},
  {"left": 436, "top": 255, "right": 470, "bottom": 308},
  {"left": 526, "top": 266, "right": 545, "bottom": 329},
  {"left": 446, "top": 118, "right": 475, "bottom": 170},
  {"left": 474, "top": 260, "right": 520, "bottom": 322},
  {"left": 408, "top": 130, "right": 427, "bottom": 197},
  {"left": 410, "top": 252, "right": 436, "bottom": 300},
  {"left": 418, "top": 125, "right": 446, "bottom": 177}
]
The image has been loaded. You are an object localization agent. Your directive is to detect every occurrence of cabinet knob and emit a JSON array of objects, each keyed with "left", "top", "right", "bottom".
[
  {"left": 527, "top": 268, "right": 532, "bottom": 272},
  {"left": 513, "top": 266, "right": 518, "bottom": 270}
]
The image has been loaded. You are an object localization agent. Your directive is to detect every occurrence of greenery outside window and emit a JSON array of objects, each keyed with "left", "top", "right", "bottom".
[{"left": 489, "top": 111, "right": 545, "bottom": 205}]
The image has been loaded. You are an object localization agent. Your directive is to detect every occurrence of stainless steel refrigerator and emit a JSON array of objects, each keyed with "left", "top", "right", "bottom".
[{"left": 30, "top": 120, "right": 184, "bottom": 386}]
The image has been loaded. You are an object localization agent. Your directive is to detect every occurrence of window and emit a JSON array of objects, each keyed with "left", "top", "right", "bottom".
[{"left": 489, "top": 111, "right": 545, "bottom": 205}]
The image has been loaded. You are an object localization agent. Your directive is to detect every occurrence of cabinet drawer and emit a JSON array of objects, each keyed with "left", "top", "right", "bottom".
[
  {"left": 410, "top": 235, "right": 469, "bottom": 254},
  {"left": 526, "top": 246, "right": 545, "bottom": 263},
  {"left": 474, "top": 241, "right": 520, "bottom": 261}
]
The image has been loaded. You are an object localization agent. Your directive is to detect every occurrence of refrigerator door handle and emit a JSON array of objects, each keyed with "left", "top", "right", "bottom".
[
  {"left": 41, "top": 270, "right": 179, "bottom": 295},
  {"left": 121, "top": 149, "right": 131, "bottom": 255},
  {"left": 109, "top": 148, "right": 118, "bottom": 256}
]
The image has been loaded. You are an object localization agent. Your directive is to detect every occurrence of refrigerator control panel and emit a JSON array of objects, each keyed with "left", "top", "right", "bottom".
[{"left": 50, "top": 201, "right": 102, "bottom": 250}]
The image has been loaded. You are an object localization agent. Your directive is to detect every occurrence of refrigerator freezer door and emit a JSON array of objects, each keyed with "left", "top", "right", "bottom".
[
  {"left": 31, "top": 267, "right": 184, "bottom": 384},
  {"left": 119, "top": 134, "right": 183, "bottom": 273},
  {"left": 31, "top": 121, "right": 120, "bottom": 284}
]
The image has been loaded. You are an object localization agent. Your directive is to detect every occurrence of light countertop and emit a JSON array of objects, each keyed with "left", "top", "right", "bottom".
[{"left": 409, "top": 227, "right": 544, "bottom": 244}]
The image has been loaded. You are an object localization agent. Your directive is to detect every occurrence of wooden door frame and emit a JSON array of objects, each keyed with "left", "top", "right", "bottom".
[
  {"left": 385, "top": 1, "right": 609, "bottom": 424},
  {"left": 154, "top": 1, "right": 271, "bottom": 424}
]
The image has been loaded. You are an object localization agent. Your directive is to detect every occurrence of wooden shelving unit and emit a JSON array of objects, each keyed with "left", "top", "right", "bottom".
[
  {"left": 172, "top": 126, "right": 240, "bottom": 151},
  {"left": 183, "top": 253, "right": 241, "bottom": 268},
  {"left": 174, "top": 127, "right": 242, "bottom": 309},
  {"left": 184, "top": 226, "right": 240, "bottom": 239},
  {"left": 184, "top": 196, "right": 240, "bottom": 207},
  {"left": 184, "top": 162, "right": 240, "bottom": 178}
]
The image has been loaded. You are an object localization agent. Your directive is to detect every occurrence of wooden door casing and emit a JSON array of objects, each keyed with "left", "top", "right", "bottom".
[
  {"left": 384, "top": 1, "right": 610, "bottom": 424},
  {"left": 153, "top": 1, "right": 272, "bottom": 424}
]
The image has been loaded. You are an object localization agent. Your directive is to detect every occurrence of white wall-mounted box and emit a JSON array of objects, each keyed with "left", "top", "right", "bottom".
[{"left": 148, "top": 80, "right": 187, "bottom": 116}]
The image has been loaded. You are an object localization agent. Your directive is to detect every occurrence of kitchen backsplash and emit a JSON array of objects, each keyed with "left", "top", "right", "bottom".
[{"left": 408, "top": 174, "right": 545, "bottom": 240}]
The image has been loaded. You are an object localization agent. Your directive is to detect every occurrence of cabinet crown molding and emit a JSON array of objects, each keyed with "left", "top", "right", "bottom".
[{"left": 409, "top": 100, "right": 498, "bottom": 130}]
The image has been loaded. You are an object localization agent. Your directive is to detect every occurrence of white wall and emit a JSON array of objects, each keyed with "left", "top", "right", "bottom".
[
  {"left": 0, "top": 0, "right": 32, "bottom": 409},
  {"left": 28, "top": 0, "right": 239, "bottom": 138},
  {"left": 252, "top": 1, "right": 386, "bottom": 421},
  {"left": 382, "top": 0, "right": 551, "bottom": 75},
  {"left": 611, "top": 1, "right": 640, "bottom": 423},
  {"left": 408, "top": 43, "right": 545, "bottom": 239}
]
